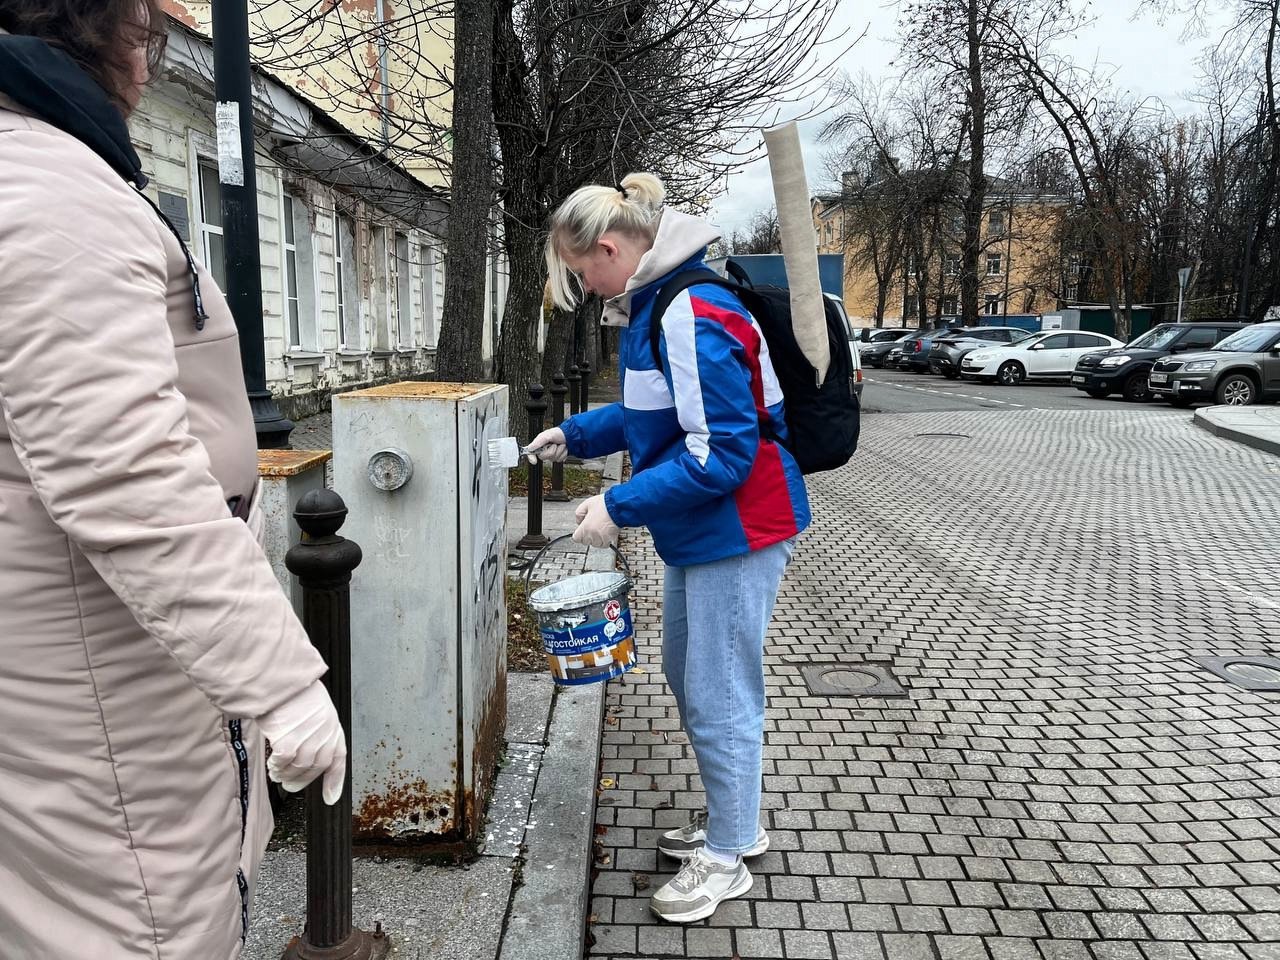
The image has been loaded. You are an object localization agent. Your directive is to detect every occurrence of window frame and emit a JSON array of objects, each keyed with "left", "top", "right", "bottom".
[
  {"left": 986, "top": 253, "right": 1003, "bottom": 276},
  {"left": 335, "top": 212, "right": 361, "bottom": 352},
  {"left": 192, "top": 153, "right": 227, "bottom": 291},
  {"left": 394, "top": 231, "right": 413, "bottom": 350}
]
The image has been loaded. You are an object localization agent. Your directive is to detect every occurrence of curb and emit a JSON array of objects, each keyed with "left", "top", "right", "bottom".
[
  {"left": 1193, "top": 407, "right": 1280, "bottom": 457},
  {"left": 496, "top": 450, "right": 624, "bottom": 960}
]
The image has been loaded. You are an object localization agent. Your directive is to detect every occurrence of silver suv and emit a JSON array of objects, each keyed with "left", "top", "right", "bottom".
[{"left": 1148, "top": 322, "right": 1280, "bottom": 406}]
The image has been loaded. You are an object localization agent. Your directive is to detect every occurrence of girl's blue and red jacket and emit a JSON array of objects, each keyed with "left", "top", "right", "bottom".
[{"left": 561, "top": 252, "right": 810, "bottom": 567}]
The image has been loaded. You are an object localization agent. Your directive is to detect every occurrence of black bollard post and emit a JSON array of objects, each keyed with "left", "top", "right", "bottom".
[
  {"left": 517, "top": 384, "right": 551, "bottom": 550},
  {"left": 579, "top": 358, "right": 592, "bottom": 412},
  {"left": 565, "top": 364, "right": 583, "bottom": 464},
  {"left": 282, "top": 490, "right": 389, "bottom": 960},
  {"left": 568, "top": 363, "right": 582, "bottom": 416},
  {"left": 546, "top": 375, "right": 570, "bottom": 503}
]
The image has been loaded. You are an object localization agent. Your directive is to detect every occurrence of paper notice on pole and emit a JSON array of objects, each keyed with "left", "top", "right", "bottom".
[
  {"left": 215, "top": 102, "right": 245, "bottom": 187},
  {"left": 764, "top": 122, "right": 830, "bottom": 384}
]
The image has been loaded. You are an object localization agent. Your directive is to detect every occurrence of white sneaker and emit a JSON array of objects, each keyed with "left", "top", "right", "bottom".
[
  {"left": 649, "top": 849, "right": 753, "bottom": 923},
  {"left": 657, "top": 811, "right": 769, "bottom": 860}
]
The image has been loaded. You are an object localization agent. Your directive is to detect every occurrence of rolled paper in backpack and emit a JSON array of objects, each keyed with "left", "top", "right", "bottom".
[{"left": 763, "top": 121, "right": 830, "bottom": 385}]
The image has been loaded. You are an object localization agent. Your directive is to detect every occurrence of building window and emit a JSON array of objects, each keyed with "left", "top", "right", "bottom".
[
  {"left": 942, "top": 295, "right": 958, "bottom": 315},
  {"left": 282, "top": 195, "right": 301, "bottom": 347},
  {"left": 984, "top": 294, "right": 1001, "bottom": 315},
  {"left": 394, "top": 232, "right": 413, "bottom": 348},
  {"left": 335, "top": 213, "right": 360, "bottom": 350},
  {"left": 944, "top": 255, "right": 961, "bottom": 277},
  {"left": 372, "top": 226, "right": 392, "bottom": 352},
  {"left": 989, "top": 210, "right": 1006, "bottom": 236},
  {"left": 196, "top": 159, "right": 227, "bottom": 290},
  {"left": 420, "top": 241, "right": 438, "bottom": 349},
  {"left": 986, "top": 253, "right": 1003, "bottom": 276}
]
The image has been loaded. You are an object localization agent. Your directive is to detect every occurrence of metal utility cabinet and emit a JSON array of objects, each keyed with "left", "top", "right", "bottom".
[{"left": 333, "top": 382, "right": 508, "bottom": 841}]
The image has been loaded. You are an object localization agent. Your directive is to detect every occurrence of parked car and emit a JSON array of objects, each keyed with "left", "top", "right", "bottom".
[
  {"left": 899, "top": 325, "right": 966, "bottom": 371},
  {"left": 929, "top": 327, "right": 1032, "bottom": 379},
  {"left": 1148, "top": 321, "right": 1280, "bottom": 406},
  {"left": 961, "top": 330, "right": 1124, "bottom": 384},
  {"left": 862, "top": 331, "right": 914, "bottom": 368},
  {"left": 859, "top": 327, "right": 911, "bottom": 347},
  {"left": 824, "top": 293, "right": 865, "bottom": 398},
  {"left": 1071, "top": 321, "right": 1247, "bottom": 402}
]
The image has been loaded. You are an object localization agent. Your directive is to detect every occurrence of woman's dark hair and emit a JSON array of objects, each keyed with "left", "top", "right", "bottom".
[{"left": 0, "top": 1, "right": 167, "bottom": 107}]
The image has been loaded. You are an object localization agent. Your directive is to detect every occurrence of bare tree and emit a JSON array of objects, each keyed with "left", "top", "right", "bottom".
[
  {"left": 434, "top": 0, "right": 492, "bottom": 381},
  {"left": 728, "top": 208, "right": 782, "bottom": 254},
  {"left": 898, "top": 0, "right": 1055, "bottom": 323},
  {"left": 488, "top": 0, "right": 844, "bottom": 422}
]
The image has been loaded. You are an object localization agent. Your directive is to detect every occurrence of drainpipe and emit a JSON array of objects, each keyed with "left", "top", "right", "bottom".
[{"left": 376, "top": 0, "right": 391, "bottom": 147}]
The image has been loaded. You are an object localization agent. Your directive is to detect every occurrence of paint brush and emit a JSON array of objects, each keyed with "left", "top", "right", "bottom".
[{"left": 487, "top": 436, "right": 531, "bottom": 469}]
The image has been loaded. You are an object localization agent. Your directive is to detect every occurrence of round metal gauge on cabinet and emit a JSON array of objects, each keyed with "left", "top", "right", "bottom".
[{"left": 367, "top": 447, "right": 414, "bottom": 491}]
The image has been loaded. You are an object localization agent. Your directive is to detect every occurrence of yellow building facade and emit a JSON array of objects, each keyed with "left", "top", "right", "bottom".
[{"left": 814, "top": 190, "right": 1065, "bottom": 326}]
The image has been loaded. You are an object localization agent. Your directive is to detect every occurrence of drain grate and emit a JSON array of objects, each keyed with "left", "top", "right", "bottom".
[
  {"left": 799, "top": 662, "right": 907, "bottom": 698},
  {"left": 1194, "top": 656, "right": 1280, "bottom": 692}
]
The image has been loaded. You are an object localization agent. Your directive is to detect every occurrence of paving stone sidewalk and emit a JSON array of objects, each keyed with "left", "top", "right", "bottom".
[{"left": 588, "top": 407, "right": 1280, "bottom": 960}]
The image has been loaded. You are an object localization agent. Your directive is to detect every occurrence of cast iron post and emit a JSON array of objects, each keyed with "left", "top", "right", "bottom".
[
  {"left": 212, "top": 0, "right": 294, "bottom": 448},
  {"left": 517, "top": 384, "right": 551, "bottom": 550},
  {"left": 282, "top": 490, "right": 388, "bottom": 960},
  {"left": 546, "top": 376, "right": 569, "bottom": 502},
  {"left": 568, "top": 363, "right": 582, "bottom": 415},
  {"left": 579, "top": 358, "right": 592, "bottom": 412}
]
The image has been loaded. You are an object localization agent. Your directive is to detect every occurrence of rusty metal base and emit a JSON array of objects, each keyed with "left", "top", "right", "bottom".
[
  {"left": 516, "top": 532, "right": 551, "bottom": 550},
  {"left": 544, "top": 490, "right": 570, "bottom": 502},
  {"left": 282, "top": 927, "right": 390, "bottom": 960}
]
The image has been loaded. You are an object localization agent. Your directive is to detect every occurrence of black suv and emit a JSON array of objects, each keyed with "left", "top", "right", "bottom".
[{"left": 1070, "top": 321, "right": 1246, "bottom": 402}]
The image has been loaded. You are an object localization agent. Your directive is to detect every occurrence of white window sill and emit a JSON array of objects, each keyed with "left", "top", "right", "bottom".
[
  {"left": 396, "top": 348, "right": 419, "bottom": 356},
  {"left": 285, "top": 350, "right": 325, "bottom": 364},
  {"left": 337, "top": 349, "right": 368, "bottom": 359},
  {"left": 371, "top": 350, "right": 396, "bottom": 359}
]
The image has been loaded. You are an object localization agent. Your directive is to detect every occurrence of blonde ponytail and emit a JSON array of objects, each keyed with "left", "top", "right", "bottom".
[{"left": 545, "top": 172, "right": 666, "bottom": 310}]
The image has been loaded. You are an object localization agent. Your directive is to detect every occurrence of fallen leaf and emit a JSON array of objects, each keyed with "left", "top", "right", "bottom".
[
  {"left": 631, "top": 873, "right": 650, "bottom": 891},
  {"left": 599, "top": 778, "right": 615, "bottom": 789}
]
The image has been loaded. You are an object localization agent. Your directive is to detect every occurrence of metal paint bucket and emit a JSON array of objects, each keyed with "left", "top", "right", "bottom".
[{"left": 525, "top": 535, "right": 635, "bottom": 686}]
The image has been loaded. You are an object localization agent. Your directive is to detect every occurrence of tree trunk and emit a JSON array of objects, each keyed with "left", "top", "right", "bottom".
[
  {"left": 541, "top": 305, "right": 575, "bottom": 386},
  {"left": 961, "top": 0, "right": 987, "bottom": 326},
  {"left": 434, "top": 0, "right": 493, "bottom": 382},
  {"left": 497, "top": 202, "right": 545, "bottom": 426}
]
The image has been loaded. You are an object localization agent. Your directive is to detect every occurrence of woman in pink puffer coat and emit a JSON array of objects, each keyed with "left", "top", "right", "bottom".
[{"left": 0, "top": 2, "right": 347, "bottom": 956}]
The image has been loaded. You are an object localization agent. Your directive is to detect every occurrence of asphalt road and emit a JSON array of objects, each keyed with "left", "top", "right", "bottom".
[{"left": 861, "top": 366, "right": 1180, "bottom": 414}]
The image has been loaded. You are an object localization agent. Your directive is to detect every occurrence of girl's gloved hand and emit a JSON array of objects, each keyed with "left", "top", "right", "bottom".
[
  {"left": 573, "top": 494, "right": 619, "bottom": 548},
  {"left": 525, "top": 427, "right": 568, "bottom": 464},
  {"left": 258, "top": 680, "right": 347, "bottom": 805}
]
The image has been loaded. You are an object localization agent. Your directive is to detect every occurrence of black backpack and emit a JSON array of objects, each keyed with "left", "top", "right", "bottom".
[{"left": 648, "top": 268, "right": 860, "bottom": 475}]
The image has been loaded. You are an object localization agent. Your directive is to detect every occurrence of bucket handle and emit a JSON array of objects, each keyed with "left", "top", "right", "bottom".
[{"left": 522, "top": 534, "right": 632, "bottom": 597}]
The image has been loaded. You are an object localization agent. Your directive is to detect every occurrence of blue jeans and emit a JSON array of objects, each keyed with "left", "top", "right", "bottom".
[{"left": 662, "top": 538, "right": 794, "bottom": 856}]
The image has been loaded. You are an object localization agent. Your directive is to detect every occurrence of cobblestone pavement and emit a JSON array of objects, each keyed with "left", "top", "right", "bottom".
[{"left": 588, "top": 408, "right": 1280, "bottom": 960}]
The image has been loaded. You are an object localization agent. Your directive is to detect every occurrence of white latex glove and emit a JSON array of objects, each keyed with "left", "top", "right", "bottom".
[
  {"left": 573, "top": 494, "right": 620, "bottom": 548},
  {"left": 525, "top": 426, "right": 568, "bottom": 464},
  {"left": 258, "top": 679, "right": 347, "bottom": 805}
]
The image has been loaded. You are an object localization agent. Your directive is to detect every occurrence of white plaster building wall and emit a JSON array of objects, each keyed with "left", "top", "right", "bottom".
[{"left": 128, "top": 81, "right": 507, "bottom": 417}]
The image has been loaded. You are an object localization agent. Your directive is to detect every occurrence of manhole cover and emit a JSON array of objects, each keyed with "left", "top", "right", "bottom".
[
  {"left": 914, "top": 432, "right": 971, "bottom": 439},
  {"left": 799, "top": 663, "right": 907, "bottom": 698},
  {"left": 1194, "top": 656, "right": 1280, "bottom": 692}
]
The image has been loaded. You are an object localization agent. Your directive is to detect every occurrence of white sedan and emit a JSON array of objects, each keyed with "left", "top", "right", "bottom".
[{"left": 961, "top": 330, "right": 1125, "bottom": 385}]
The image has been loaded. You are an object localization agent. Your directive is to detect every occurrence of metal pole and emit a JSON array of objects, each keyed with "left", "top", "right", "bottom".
[
  {"left": 578, "top": 359, "right": 592, "bottom": 412},
  {"left": 546, "top": 376, "right": 569, "bottom": 503},
  {"left": 568, "top": 363, "right": 582, "bottom": 416},
  {"left": 212, "top": 0, "right": 294, "bottom": 449},
  {"left": 283, "top": 490, "right": 389, "bottom": 960},
  {"left": 517, "top": 385, "right": 551, "bottom": 550}
]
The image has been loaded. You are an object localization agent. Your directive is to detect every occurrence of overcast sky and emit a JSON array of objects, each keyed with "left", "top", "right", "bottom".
[{"left": 707, "top": 0, "right": 1235, "bottom": 235}]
